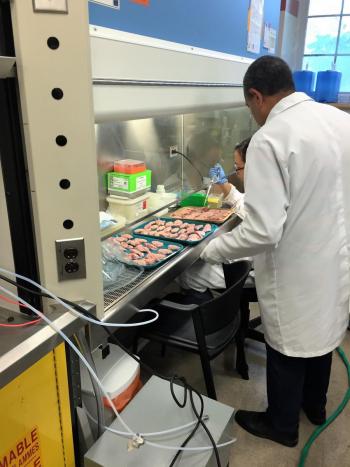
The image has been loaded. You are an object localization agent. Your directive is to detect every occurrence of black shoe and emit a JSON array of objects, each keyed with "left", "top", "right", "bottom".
[
  {"left": 235, "top": 410, "right": 298, "bottom": 447},
  {"left": 302, "top": 406, "right": 326, "bottom": 425}
]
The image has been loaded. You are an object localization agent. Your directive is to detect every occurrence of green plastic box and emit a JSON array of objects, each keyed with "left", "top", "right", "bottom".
[
  {"left": 107, "top": 170, "right": 152, "bottom": 194},
  {"left": 179, "top": 192, "right": 207, "bottom": 207}
]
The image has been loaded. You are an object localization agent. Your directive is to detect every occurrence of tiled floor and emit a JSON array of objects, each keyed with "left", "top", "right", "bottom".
[{"left": 139, "top": 316, "right": 350, "bottom": 467}]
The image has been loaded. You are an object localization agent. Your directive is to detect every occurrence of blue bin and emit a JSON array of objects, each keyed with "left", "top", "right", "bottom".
[
  {"left": 314, "top": 70, "right": 342, "bottom": 103},
  {"left": 293, "top": 71, "right": 315, "bottom": 97}
]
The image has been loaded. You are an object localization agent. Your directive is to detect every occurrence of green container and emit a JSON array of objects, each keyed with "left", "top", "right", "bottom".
[
  {"left": 107, "top": 170, "right": 152, "bottom": 194},
  {"left": 179, "top": 192, "right": 207, "bottom": 207}
]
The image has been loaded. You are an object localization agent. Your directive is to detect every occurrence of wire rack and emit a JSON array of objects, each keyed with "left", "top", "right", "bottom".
[{"left": 103, "top": 266, "right": 153, "bottom": 311}]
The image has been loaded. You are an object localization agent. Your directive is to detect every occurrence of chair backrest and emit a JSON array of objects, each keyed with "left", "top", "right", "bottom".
[{"left": 195, "top": 260, "right": 251, "bottom": 336}]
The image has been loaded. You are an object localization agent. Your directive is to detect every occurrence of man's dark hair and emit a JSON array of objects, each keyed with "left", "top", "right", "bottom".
[{"left": 243, "top": 56, "right": 295, "bottom": 98}]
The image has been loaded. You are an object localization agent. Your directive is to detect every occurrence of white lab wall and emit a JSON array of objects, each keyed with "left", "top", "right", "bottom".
[
  {"left": 278, "top": 10, "right": 297, "bottom": 65},
  {"left": 278, "top": 0, "right": 309, "bottom": 70}
]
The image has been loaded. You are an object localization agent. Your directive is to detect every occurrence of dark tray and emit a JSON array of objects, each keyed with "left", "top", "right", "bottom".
[
  {"left": 132, "top": 218, "right": 218, "bottom": 245},
  {"left": 111, "top": 233, "right": 184, "bottom": 269}
]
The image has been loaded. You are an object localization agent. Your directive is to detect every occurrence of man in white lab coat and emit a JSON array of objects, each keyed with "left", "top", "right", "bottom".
[{"left": 201, "top": 56, "right": 350, "bottom": 447}]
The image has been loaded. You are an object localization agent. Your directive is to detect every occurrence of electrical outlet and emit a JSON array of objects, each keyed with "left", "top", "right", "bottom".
[
  {"left": 55, "top": 238, "right": 86, "bottom": 281},
  {"left": 169, "top": 145, "right": 178, "bottom": 158}
]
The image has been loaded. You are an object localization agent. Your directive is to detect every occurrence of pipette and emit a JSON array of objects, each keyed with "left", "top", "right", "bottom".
[{"left": 204, "top": 177, "right": 215, "bottom": 206}]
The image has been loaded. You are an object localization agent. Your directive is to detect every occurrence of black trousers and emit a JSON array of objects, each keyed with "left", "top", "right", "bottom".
[{"left": 266, "top": 343, "right": 333, "bottom": 435}]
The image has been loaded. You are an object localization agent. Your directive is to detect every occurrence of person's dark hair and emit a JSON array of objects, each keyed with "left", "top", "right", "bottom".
[
  {"left": 235, "top": 137, "right": 251, "bottom": 164},
  {"left": 243, "top": 56, "right": 295, "bottom": 98}
]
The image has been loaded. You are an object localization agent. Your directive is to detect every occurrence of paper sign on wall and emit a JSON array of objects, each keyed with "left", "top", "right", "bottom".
[
  {"left": 268, "top": 27, "right": 277, "bottom": 53},
  {"left": 247, "top": 0, "right": 264, "bottom": 54},
  {"left": 263, "top": 23, "right": 277, "bottom": 53},
  {"left": 263, "top": 24, "right": 270, "bottom": 49}
]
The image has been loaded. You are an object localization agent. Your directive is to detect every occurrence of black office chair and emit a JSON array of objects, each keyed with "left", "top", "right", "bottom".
[{"left": 133, "top": 260, "right": 251, "bottom": 400}]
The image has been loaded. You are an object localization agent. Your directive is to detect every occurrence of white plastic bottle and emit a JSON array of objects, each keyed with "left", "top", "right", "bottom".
[
  {"left": 156, "top": 185, "right": 166, "bottom": 195},
  {"left": 148, "top": 185, "right": 177, "bottom": 214}
]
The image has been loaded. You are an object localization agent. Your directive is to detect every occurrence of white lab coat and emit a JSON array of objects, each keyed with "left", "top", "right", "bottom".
[
  {"left": 178, "top": 186, "right": 245, "bottom": 292},
  {"left": 201, "top": 92, "right": 350, "bottom": 357},
  {"left": 224, "top": 185, "right": 246, "bottom": 219}
]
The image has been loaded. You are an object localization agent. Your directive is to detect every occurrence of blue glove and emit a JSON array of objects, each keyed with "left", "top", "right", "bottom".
[{"left": 208, "top": 163, "right": 228, "bottom": 184}]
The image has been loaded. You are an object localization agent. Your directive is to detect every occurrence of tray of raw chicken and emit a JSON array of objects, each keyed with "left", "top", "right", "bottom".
[
  {"left": 109, "top": 233, "right": 184, "bottom": 268},
  {"left": 168, "top": 206, "right": 235, "bottom": 224},
  {"left": 133, "top": 218, "right": 217, "bottom": 244}
]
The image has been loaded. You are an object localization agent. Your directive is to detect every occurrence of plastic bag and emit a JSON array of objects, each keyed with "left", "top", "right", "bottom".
[
  {"left": 101, "top": 237, "right": 144, "bottom": 290},
  {"left": 102, "top": 260, "right": 125, "bottom": 289},
  {"left": 101, "top": 237, "right": 136, "bottom": 265},
  {"left": 100, "top": 211, "right": 117, "bottom": 231}
]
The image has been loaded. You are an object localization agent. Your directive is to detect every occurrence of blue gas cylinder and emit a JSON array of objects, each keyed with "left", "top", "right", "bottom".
[
  {"left": 293, "top": 71, "right": 315, "bottom": 97},
  {"left": 314, "top": 70, "right": 342, "bottom": 103}
]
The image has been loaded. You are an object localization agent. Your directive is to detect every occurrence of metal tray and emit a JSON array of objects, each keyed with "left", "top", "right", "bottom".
[
  {"left": 111, "top": 234, "right": 184, "bottom": 269},
  {"left": 132, "top": 218, "right": 218, "bottom": 245}
]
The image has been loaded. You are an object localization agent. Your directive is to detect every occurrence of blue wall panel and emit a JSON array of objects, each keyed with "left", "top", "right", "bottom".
[{"left": 89, "top": 0, "right": 280, "bottom": 59}]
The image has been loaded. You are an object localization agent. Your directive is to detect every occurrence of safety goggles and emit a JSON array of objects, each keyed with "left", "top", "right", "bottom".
[{"left": 234, "top": 163, "right": 245, "bottom": 173}]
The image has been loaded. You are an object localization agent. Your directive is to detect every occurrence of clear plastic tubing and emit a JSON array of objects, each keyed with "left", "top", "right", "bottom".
[
  {"left": 0, "top": 267, "right": 158, "bottom": 328},
  {"left": 85, "top": 407, "right": 210, "bottom": 437},
  {"left": 0, "top": 271, "right": 236, "bottom": 452},
  {"left": 0, "top": 284, "right": 236, "bottom": 452},
  {"left": 0, "top": 284, "right": 135, "bottom": 436}
]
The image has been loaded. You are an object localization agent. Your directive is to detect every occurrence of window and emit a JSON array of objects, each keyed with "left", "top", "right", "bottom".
[{"left": 303, "top": 0, "right": 350, "bottom": 91}]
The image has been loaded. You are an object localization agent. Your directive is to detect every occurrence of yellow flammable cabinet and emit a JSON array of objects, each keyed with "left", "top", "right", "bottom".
[
  {"left": 0, "top": 343, "right": 75, "bottom": 466},
  {"left": 0, "top": 335, "right": 77, "bottom": 467}
]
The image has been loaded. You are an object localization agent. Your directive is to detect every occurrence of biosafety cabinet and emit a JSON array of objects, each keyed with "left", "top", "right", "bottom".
[
  {"left": 1, "top": 1, "right": 256, "bottom": 322},
  {"left": 0, "top": 1, "right": 265, "bottom": 465}
]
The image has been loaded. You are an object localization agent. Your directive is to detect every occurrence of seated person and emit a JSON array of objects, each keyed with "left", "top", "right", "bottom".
[{"left": 177, "top": 138, "right": 252, "bottom": 301}]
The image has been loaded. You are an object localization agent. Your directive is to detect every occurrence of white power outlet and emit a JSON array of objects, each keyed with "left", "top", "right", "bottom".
[
  {"left": 55, "top": 238, "right": 86, "bottom": 281},
  {"left": 169, "top": 145, "right": 178, "bottom": 158}
]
